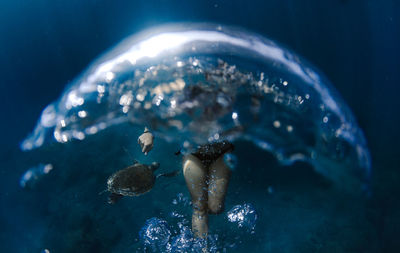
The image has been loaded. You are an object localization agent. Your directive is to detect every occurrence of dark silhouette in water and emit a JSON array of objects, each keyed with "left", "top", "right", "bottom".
[{"left": 105, "top": 161, "right": 178, "bottom": 204}]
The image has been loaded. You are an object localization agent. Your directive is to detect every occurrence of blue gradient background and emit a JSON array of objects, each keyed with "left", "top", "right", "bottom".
[{"left": 0, "top": 0, "right": 399, "bottom": 252}]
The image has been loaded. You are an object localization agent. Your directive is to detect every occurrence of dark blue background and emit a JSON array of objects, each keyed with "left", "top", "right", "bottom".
[{"left": 0, "top": 0, "right": 399, "bottom": 251}]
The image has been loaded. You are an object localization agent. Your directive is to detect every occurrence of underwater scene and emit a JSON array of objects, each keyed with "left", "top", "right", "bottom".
[{"left": 1, "top": 1, "right": 399, "bottom": 253}]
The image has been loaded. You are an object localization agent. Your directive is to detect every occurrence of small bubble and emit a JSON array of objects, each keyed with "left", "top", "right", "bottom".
[
  {"left": 78, "top": 110, "right": 87, "bottom": 118},
  {"left": 232, "top": 112, "right": 238, "bottom": 120},
  {"left": 97, "top": 85, "right": 105, "bottom": 93}
]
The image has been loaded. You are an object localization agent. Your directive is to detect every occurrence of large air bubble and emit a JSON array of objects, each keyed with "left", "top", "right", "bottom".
[{"left": 21, "top": 24, "right": 371, "bottom": 191}]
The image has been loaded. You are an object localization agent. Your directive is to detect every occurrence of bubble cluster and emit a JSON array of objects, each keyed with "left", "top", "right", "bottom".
[
  {"left": 139, "top": 218, "right": 220, "bottom": 253},
  {"left": 170, "top": 226, "right": 194, "bottom": 253},
  {"left": 227, "top": 203, "right": 258, "bottom": 232},
  {"left": 139, "top": 217, "right": 171, "bottom": 252}
]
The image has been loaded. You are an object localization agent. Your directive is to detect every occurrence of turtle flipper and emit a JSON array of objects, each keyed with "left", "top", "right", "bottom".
[
  {"left": 108, "top": 193, "right": 123, "bottom": 204},
  {"left": 156, "top": 169, "right": 181, "bottom": 179}
]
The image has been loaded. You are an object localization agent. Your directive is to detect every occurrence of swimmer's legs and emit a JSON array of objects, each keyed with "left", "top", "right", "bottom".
[
  {"left": 208, "top": 156, "right": 231, "bottom": 214},
  {"left": 183, "top": 154, "right": 208, "bottom": 238}
]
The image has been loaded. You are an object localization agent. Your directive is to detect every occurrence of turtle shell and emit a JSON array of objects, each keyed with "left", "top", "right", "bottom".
[{"left": 107, "top": 163, "right": 156, "bottom": 196}]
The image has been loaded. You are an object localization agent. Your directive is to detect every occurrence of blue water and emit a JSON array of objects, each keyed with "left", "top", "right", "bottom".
[{"left": 1, "top": 1, "right": 399, "bottom": 252}]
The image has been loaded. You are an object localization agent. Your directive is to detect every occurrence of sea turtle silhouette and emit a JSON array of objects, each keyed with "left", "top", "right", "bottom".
[{"left": 105, "top": 161, "right": 178, "bottom": 204}]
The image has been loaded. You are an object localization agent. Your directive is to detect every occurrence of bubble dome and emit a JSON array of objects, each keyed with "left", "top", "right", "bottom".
[
  {"left": 22, "top": 23, "right": 370, "bottom": 191},
  {"left": 15, "top": 23, "right": 377, "bottom": 253}
]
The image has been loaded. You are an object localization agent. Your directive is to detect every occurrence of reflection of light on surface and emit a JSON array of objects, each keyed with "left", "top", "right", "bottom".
[
  {"left": 176, "top": 61, "right": 184, "bottom": 67},
  {"left": 283, "top": 81, "right": 288, "bottom": 86},
  {"left": 76, "top": 28, "right": 342, "bottom": 121},
  {"left": 323, "top": 116, "right": 329, "bottom": 123},
  {"left": 60, "top": 119, "right": 66, "bottom": 127}
]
